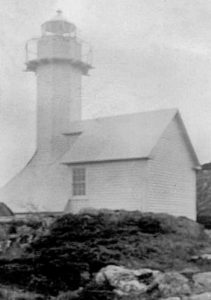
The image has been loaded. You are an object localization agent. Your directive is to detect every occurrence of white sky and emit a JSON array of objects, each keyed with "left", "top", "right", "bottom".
[{"left": 0, "top": 0, "right": 211, "bottom": 186}]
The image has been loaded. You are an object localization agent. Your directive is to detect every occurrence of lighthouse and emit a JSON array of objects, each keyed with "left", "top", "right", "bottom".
[
  {"left": 0, "top": 11, "right": 199, "bottom": 219},
  {"left": 0, "top": 12, "right": 93, "bottom": 213},
  {"left": 26, "top": 10, "right": 92, "bottom": 161}
]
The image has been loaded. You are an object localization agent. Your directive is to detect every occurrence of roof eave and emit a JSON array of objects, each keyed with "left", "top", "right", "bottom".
[
  {"left": 175, "top": 112, "right": 201, "bottom": 167},
  {"left": 61, "top": 156, "right": 150, "bottom": 165}
]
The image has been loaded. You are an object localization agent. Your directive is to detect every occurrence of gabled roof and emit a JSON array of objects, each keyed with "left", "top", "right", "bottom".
[{"left": 61, "top": 108, "right": 190, "bottom": 164}]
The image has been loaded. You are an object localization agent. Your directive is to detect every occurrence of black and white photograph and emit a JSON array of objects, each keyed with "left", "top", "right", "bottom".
[{"left": 0, "top": 1, "right": 211, "bottom": 299}]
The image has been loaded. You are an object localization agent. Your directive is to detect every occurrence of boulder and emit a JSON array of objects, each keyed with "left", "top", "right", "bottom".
[
  {"left": 193, "top": 272, "right": 211, "bottom": 294},
  {"left": 95, "top": 266, "right": 194, "bottom": 298},
  {"left": 95, "top": 265, "right": 157, "bottom": 296},
  {"left": 154, "top": 272, "right": 191, "bottom": 298}
]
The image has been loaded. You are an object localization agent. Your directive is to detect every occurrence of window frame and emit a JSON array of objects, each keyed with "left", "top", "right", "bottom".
[{"left": 72, "top": 167, "right": 86, "bottom": 197}]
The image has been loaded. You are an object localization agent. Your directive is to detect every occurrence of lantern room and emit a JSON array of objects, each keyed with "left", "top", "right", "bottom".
[
  {"left": 25, "top": 10, "right": 92, "bottom": 75},
  {"left": 41, "top": 10, "right": 76, "bottom": 37}
]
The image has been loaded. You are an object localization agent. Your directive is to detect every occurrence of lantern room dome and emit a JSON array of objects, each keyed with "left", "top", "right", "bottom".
[{"left": 41, "top": 10, "right": 76, "bottom": 36}]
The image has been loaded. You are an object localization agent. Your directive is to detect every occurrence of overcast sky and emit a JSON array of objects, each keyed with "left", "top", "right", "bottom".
[{"left": 0, "top": 0, "right": 211, "bottom": 186}]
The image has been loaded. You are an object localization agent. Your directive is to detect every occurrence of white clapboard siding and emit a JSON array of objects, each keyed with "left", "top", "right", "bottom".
[
  {"left": 68, "top": 160, "right": 147, "bottom": 213},
  {"left": 147, "top": 116, "right": 196, "bottom": 219}
]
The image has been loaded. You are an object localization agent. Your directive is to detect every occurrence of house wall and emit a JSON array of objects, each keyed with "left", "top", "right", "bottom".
[
  {"left": 66, "top": 160, "right": 148, "bottom": 213},
  {"left": 147, "top": 116, "right": 196, "bottom": 220}
]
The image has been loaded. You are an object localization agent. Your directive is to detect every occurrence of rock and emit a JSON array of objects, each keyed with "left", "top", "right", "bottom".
[
  {"left": 193, "top": 272, "right": 211, "bottom": 294},
  {"left": 95, "top": 266, "right": 194, "bottom": 298},
  {"left": 183, "top": 293, "right": 211, "bottom": 300},
  {"left": 159, "top": 298, "right": 181, "bottom": 300},
  {"left": 95, "top": 265, "right": 156, "bottom": 295},
  {"left": 154, "top": 272, "right": 191, "bottom": 298},
  {"left": 191, "top": 254, "right": 211, "bottom": 262}
]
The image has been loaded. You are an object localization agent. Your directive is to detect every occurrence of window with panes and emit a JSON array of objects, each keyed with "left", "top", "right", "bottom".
[{"left": 72, "top": 168, "right": 86, "bottom": 196}]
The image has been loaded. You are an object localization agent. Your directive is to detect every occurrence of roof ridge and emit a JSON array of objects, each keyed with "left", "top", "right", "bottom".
[{"left": 77, "top": 108, "right": 178, "bottom": 124}]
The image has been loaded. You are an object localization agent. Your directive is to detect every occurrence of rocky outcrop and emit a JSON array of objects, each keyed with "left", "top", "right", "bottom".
[
  {"left": 94, "top": 266, "right": 211, "bottom": 300},
  {"left": 0, "top": 210, "right": 208, "bottom": 298}
]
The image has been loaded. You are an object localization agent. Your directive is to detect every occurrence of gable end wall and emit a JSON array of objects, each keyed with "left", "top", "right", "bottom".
[{"left": 147, "top": 116, "right": 196, "bottom": 220}]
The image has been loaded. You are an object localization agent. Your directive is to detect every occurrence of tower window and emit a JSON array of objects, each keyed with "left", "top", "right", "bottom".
[{"left": 72, "top": 168, "right": 86, "bottom": 196}]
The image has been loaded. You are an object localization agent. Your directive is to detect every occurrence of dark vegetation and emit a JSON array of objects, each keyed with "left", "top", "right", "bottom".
[
  {"left": 197, "top": 164, "right": 211, "bottom": 228},
  {"left": 0, "top": 210, "right": 208, "bottom": 298},
  {"left": 201, "top": 163, "right": 211, "bottom": 170}
]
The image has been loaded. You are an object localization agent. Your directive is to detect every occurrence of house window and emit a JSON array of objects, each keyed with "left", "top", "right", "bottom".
[{"left": 72, "top": 168, "right": 86, "bottom": 196}]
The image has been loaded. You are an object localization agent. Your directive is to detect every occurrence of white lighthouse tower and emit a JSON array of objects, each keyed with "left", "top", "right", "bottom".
[
  {"left": 26, "top": 10, "right": 92, "bottom": 161},
  {"left": 0, "top": 12, "right": 92, "bottom": 213}
]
